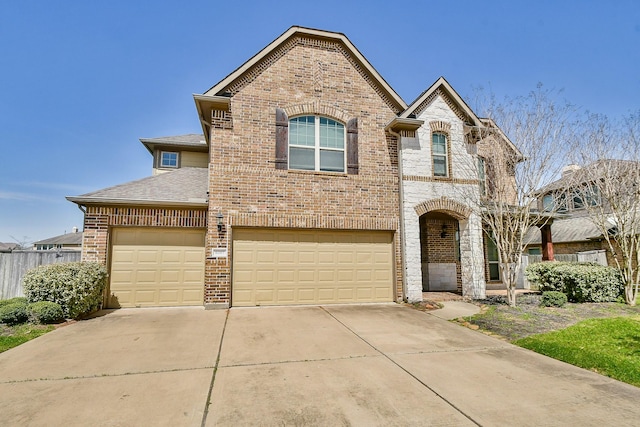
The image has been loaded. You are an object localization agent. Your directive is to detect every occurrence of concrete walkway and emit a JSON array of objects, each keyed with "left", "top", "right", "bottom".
[{"left": 1, "top": 304, "right": 640, "bottom": 426}]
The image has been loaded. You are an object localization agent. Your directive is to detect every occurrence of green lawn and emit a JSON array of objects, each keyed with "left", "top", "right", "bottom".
[
  {"left": 514, "top": 316, "right": 640, "bottom": 386},
  {"left": 0, "top": 324, "right": 54, "bottom": 353}
]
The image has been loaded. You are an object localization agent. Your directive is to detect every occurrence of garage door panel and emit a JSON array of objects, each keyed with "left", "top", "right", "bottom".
[
  {"left": 109, "top": 228, "right": 205, "bottom": 308},
  {"left": 232, "top": 229, "right": 393, "bottom": 307}
]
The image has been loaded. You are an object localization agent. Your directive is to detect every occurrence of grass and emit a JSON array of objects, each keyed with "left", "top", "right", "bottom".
[
  {"left": 458, "top": 294, "right": 640, "bottom": 387},
  {"left": 514, "top": 316, "right": 640, "bottom": 386},
  {"left": 0, "top": 323, "right": 54, "bottom": 353}
]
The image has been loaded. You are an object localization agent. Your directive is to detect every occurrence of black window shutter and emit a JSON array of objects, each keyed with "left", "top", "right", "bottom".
[
  {"left": 347, "top": 118, "right": 359, "bottom": 174},
  {"left": 275, "top": 108, "right": 288, "bottom": 170}
]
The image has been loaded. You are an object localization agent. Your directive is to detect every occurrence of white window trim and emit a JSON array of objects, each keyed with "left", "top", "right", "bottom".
[
  {"left": 432, "top": 133, "right": 449, "bottom": 177},
  {"left": 288, "top": 116, "right": 346, "bottom": 173},
  {"left": 160, "top": 151, "right": 179, "bottom": 168}
]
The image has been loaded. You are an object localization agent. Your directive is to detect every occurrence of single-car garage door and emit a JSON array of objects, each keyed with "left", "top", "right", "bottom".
[
  {"left": 232, "top": 228, "right": 394, "bottom": 307},
  {"left": 109, "top": 228, "right": 205, "bottom": 308}
]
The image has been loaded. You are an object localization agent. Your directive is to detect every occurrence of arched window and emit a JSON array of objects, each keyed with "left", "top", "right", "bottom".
[{"left": 288, "top": 116, "right": 346, "bottom": 172}]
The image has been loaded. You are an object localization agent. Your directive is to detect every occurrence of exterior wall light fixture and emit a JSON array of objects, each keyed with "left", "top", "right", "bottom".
[{"left": 216, "top": 212, "right": 224, "bottom": 232}]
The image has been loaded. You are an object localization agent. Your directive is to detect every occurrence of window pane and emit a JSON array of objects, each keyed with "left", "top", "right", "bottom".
[
  {"left": 161, "top": 152, "right": 178, "bottom": 167},
  {"left": 320, "top": 149, "right": 344, "bottom": 172},
  {"left": 320, "top": 118, "right": 344, "bottom": 149},
  {"left": 432, "top": 133, "right": 446, "bottom": 154},
  {"left": 289, "top": 147, "right": 315, "bottom": 170},
  {"left": 290, "top": 116, "right": 315, "bottom": 147},
  {"left": 489, "top": 263, "right": 500, "bottom": 281},
  {"left": 433, "top": 156, "right": 447, "bottom": 176}
]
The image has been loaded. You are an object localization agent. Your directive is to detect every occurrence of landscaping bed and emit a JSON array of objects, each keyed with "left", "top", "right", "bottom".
[{"left": 460, "top": 293, "right": 640, "bottom": 341}]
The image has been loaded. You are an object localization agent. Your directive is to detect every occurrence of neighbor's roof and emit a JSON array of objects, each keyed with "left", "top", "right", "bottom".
[
  {"left": 33, "top": 232, "right": 83, "bottom": 246},
  {"left": 66, "top": 167, "right": 208, "bottom": 207},
  {"left": 140, "top": 134, "right": 207, "bottom": 154},
  {"left": 195, "top": 26, "right": 408, "bottom": 142},
  {"left": 539, "top": 159, "right": 639, "bottom": 194},
  {"left": 0, "top": 242, "right": 19, "bottom": 252},
  {"left": 525, "top": 215, "right": 604, "bottom": 245}
]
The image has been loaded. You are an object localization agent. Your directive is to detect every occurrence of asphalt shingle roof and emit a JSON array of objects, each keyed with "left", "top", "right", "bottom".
[
  {"left": 34, "top": 232, "right": 83, "bottom": 246},
  {"left": 67, "top": 168, "right": 208, "bottom": 206},
  {"left": 140, "top": 134, "right": 207, "bottom": 153},
  {"left": 526, "top": 215, "right": 604, "bottom": 245}
]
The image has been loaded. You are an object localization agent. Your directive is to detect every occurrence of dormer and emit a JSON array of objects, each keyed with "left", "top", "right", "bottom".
[{"left": 140, "top": 134, "right": 209, "bottom": 175}]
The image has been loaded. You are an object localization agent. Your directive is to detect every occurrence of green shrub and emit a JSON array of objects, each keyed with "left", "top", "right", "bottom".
[
  {"left": 0, "top": 297, "right": 28, "bottom": 308},
  {"left": 540, "top": 291, "right": 568, "bottom": 307},
  {"left": 525, "top": 262, "right": 623, "bottom": 303},
  {"left": 28, "top": 301, "right": 65, "bottom": 324},
  {"left": 22, "top": 262, "right": 107, "bottom": 319},
  {"left": 0, "top": 302, "right": 29, "bottom": 325}
]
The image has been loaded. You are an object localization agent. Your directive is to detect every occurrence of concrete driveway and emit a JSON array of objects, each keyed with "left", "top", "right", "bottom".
[{"left": 1, "top": 304, "right": 639, "bottom": 426}]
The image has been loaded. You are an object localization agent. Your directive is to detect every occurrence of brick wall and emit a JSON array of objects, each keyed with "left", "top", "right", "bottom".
[
  {"left": 81, "top": 206, "right": 207, "bottom": 264},
  {"left": 205, "top": 36, "right": 402, "bottom": 306}
]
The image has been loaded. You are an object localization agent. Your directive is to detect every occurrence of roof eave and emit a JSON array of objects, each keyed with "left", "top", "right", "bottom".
[
  {"left": 193, "top": 94, "right": 231, "bottom": 144},
  {"left": 66, "top": 196, "right": 208, "bottom": 208},
  {"left": 401, "top": 77, "right": 482, "bottom": 126},
  {"left": 385, "top": 117, "right": 424, "bottom": 133}
]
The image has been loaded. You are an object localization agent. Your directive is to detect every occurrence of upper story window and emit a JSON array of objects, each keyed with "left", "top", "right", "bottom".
[
  {"left": 478, "top": 157, "right": 487, "bottom": 195},
  {"left": 288, "top": 116, "right": 345, "bottom": 173},
  {"left": 160, "top": 151, "right": 179, "bottom": 168},
  {"left": 432, "top": 133, "right": 448, "bottom": 177}
]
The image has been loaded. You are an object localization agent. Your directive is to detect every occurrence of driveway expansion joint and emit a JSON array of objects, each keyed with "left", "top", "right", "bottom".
[
  {"left": 320, "top": 306, "right": 482, "bottom": 427},
  {"left": 217, "top": 353, "right": 381, "bottom": 369}
]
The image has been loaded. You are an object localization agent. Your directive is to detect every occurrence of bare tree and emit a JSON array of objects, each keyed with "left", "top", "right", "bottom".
[
  {"left": 463, "top": 86, "right": 579, "bottom": 306},
  {"left": 570, "top": 112, "right": 640, "bottom": 305}
]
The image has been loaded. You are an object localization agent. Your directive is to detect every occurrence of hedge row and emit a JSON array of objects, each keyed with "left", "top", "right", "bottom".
[
  {"left": 22, "top": 262, "right": 107, "bottom": 319},
  {"left": 525, "top": 262, "right": 623, "bottom": 303},
  {"left": 0, "top": 298, "right": 64, "bottom": 325}
]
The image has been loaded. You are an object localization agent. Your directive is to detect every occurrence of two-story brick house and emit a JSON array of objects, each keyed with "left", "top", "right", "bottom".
[{"left": 68, "top": 26, "right": 508, "bottom": 308}]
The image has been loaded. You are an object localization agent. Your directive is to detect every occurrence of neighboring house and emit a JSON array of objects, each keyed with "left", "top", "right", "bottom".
[
  {"left": 0, "top": 242, "right": 19, "bottom": 253},
  {"left": 68, "top": 26, "right": 513, "bottom": 309},
  {"left": 526, "top": 160, "right": 640, "bottom": 266},
  {"left": 33, "top": 228, "right": 83, "bottom": 251}
]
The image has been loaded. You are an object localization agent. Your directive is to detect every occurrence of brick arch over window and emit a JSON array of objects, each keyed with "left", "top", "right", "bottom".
[
  {"left": 429, "top": 121, "right": 451, "bottom": 136},
  {"left": 414, "top": 197, "right": 472, "bottom": 220},
  {"left": 275, "top": 104, "right": 358, "bottom": 174},
  {"left": 283, "top": 101, "right": 350, "bottom": 123}
]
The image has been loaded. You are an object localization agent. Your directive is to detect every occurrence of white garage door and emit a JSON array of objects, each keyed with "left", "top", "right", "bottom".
[
  {"left": 232, "top": 228, "right": 394, "bottom": 307},
  {"left": 109, "top": 228, "right": 205, "bottom": 308}
]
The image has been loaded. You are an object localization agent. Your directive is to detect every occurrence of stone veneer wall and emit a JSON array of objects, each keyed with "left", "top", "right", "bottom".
[
  {"left": 401, "top": 95, "right": 486, "bottom": 301},
  {"left": 205, "top": 37, "right": 402, "bottom": 307}
]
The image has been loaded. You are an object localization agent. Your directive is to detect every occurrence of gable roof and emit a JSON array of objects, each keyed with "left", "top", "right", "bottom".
[
  {"left": 0, "top": 242, "right": 19, "bottom": 252},
  {"left": 66, "top": 168, "right": 208, "bottom": 207},
  {"left": 401, "top": 77, "right": 482, "bottom": 126},
  {"left": 34, "top": 232, "right": 83, "bottom": 246},
  {"left": 194, "top": 26, "right": 408, "bottom": 142},
  {"left": 140, "top": 134, "right": 207, "bottom": 154}
]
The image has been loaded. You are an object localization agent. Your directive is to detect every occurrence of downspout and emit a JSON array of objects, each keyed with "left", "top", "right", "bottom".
[{"left": 387, "top": 127, "right": 408, "bottom": 302}]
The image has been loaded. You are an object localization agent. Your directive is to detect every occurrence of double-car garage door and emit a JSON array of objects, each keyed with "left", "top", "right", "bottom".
[
  {"left": 109, "top": 227, "right": 394, "bottom": 308},
  {"left": 232, "top": 229, "right": 394, "bottom": 306}
]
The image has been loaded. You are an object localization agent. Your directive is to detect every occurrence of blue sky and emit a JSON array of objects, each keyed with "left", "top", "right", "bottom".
[{"left": 1, "top": 0, "right": 638, "bottom": 244}]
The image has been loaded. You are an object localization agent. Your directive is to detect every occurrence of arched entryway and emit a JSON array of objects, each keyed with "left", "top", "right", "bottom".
[
  {"left": 407, "top": 197, "right": 485, "bottom": 299},
  {"left": 419, "top": 212, "right": 461, "bottom": 292}
]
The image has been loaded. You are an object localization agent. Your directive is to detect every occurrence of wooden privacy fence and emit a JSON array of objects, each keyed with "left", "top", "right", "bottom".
[{"left": 0, "top": 251, "right": 81, "bottom": 299}]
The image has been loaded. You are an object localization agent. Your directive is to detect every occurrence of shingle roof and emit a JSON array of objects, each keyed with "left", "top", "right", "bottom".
[
  {"left": 539, "top": 159, "right": 638, "bottom": 194},
  {"left": 66, "top": 168, "right": 208, "bottom": 207},
  {"left": 140, "top": 134, "right": 207, "bottom": 154},
  {"left": 0, "top": 242, "right": 19, "bottom": 252},
  {"left": 525, "top": 215, "right": 604, "bottom": 245},
  {"left": 34, "top": 232, "right": 83, "bottom": 246}
]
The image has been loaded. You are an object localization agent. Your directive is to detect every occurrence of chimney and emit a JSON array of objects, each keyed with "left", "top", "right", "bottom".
[
  {"left": 72, "top": 226, "right": 78, "bottom": 233},
  {"left": 562, "top": 164, "right": 581, "bottom": 177}
]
